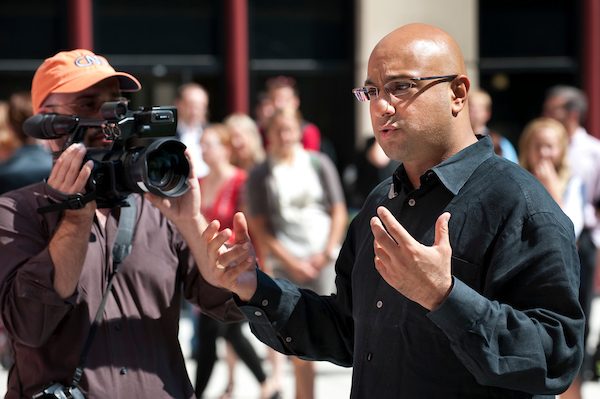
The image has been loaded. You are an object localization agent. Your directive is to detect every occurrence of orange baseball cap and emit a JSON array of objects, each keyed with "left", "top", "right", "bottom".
[{"left": 31, "top": 49, "right": 141, "bottom": 113}]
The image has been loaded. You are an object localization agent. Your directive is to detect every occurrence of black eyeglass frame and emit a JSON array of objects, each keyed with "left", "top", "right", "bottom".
[{"left": 352, "top": 74, "right": 459, "bottom": 102}]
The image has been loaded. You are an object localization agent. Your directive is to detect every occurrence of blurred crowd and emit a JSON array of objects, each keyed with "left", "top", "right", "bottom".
[{"left": 1, "top": 70, "right": 600, "bottom": 399}]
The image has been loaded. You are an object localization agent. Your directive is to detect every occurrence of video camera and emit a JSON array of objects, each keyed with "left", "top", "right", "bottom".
[{"left": 23, "top": 101, "right": 190, "bottom": 209}]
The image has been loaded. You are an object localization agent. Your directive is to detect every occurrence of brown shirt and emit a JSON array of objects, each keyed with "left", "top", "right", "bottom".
[{"left": 0, "top": 182, "right": 242, "bottom": 398}]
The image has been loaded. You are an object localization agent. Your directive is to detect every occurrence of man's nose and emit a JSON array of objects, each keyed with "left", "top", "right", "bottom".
[{"left": 371, "top": 97, "right": 395, "bottom": 117}]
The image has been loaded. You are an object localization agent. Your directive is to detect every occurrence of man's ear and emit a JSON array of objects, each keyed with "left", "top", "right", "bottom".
[{"left": 450, "top": 75, "right": 470, "bottom": 116}]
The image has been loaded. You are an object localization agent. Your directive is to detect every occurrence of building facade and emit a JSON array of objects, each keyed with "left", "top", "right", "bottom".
[{"left": 0, "top": 0, "right": 597, "bottom": 171}]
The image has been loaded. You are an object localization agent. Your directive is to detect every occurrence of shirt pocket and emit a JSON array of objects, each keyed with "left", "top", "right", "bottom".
[{"left": 451, "top": 255, "right": 483, "bottom": 292}]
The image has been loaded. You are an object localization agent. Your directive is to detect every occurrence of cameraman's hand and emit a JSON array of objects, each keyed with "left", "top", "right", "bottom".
[
  {"left": 47, "top": 143, "right": 96, "bottom": 298},
  {"left": 47, "top": 143, "right": 96, "bottom": 219},
  {"left": 202, "top": 212, "right": 258, "bottom": 302},
  {"left": 145, "top": 150, "right": 202, "bottom": 227}
]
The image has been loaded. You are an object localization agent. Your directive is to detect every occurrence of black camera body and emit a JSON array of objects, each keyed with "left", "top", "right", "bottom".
[
  {"left": 24, "top": 101, "right": 190, "bottom": 208},
  {"left": 32, "top": 382, "right": 86, "bottom": 399}
]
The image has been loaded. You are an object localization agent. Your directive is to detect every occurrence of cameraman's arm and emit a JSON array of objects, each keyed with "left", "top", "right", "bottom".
[
  {"left": 0, "top": 144, "right": 96, "bottom": 347},
  {"left": 46, "top": 143, "right": 96, "bottom": 299},
  {"left": 49, "top": 208, "right": 94, "bottom": 298}
]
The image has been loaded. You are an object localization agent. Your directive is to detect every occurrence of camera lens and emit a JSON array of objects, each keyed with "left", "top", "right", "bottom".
[
  {"left": 112, "top": 138, "right": 190, "bottom": 202},
  {"left": 147, "top": 149, "right": 178, "bottom": 189},
  {"left": 137, "top": 139, "right": 189, "bottom": 197}
]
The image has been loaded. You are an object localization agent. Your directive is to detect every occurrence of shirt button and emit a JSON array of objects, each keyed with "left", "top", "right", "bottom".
[
  {"left": 119, "top": 367, "right": 127, "bottom": 375},
  {"left": 376, "top": 300, "right": 383, "bottom": 309},
  {"left": 261, "top": 299, "right": 269, "bottom": 307},
  {"left": 254, "top": 310, "right": 263, "bottom": 317},
  {"left": 285, "top": 336, "right": 292, "bottom": 343},
  {"left": 408, "top": 198, "right": 416, "bottom": 207},
  {"left": 366, "top": 353, "right": 373, "bottom": 361}
]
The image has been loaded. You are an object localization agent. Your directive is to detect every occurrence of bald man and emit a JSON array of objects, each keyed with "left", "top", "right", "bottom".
[{"left": 193, "top": 24, "right": 584, "bottom": 398}]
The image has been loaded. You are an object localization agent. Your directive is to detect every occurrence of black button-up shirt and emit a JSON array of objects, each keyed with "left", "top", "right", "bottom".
[{"left": 240, "top": 136, "right": 584, "bottom": 398}]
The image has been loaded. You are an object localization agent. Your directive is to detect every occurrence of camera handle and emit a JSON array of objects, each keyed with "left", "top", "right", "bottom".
[
  {"left": 70, "top": 195, "right": 137, "bottom": 389},
  {"left": 37, "top": 191, "right": 97, "bottom": 214}
]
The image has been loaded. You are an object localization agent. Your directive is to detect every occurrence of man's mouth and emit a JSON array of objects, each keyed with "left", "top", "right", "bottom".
[
  {"left": 84, "top": 129, "right": 112, "bottom": 147},
  {"left": 379, "top": 124, "right": 398, "bottom": 136}
]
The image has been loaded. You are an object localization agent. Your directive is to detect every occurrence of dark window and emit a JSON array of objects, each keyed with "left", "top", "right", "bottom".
[
  {"left": 480, "top": 0, "right": 578, "bottom": 58},
  {"left": 478, "top": 0, "right": 581, "bottom": 147},
  {"left": 250, "top": 0, "right": 352, "bottom": 60},
  {"left": 94, "top": 0, "right": 221, "bottom": 56},
  {"left": 0, "top": 0, "right": 68, "bottom": 59},
  {"left": 248, "top": 0, "right": 355, "bottom": 170}
]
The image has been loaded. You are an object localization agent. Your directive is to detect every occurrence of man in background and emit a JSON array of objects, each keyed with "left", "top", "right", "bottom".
[
  {"left": 469, "top": 87, "right": 518, "bottom": 162},
  {"left": 264, "top": 76, "right": 321, "bottom": 152},
  {"left": 176, "top": 82, "right": 210, "bottom": 177}
]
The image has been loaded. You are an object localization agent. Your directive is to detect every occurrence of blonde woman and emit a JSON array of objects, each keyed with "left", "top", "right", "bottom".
[
  {"left": 194, "top": 124, "right": 278, "bottom": 399},
  {"left": 224, "top": 113, "right": 265, "bottom": 172},
  {"left": 520, "top": 117, "right": 588, "bottom": 399},
  {"left": 519, "top": 117, "right": 584, "bottom": 239}
]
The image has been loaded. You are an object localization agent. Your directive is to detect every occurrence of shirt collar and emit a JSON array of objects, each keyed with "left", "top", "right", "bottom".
[
  {"left": 571, "top": 126, "right": 589, "bottom": 141},
  {"left": 391, "top": 135, "right": 494, "bottom": 197}
]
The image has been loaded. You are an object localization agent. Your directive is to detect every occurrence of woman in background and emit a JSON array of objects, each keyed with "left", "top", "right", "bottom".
[
  {"left": 224, "top": 113, "right": 265, "bottom": 172},
  {"left": 245, "top": 107, "right": 347, "bottom": 399},
  {"left": 519, "top": 117, "right": 587, "bottom": 399},
  {"left": 221, "top": 112, "right": 283, "bottom": 396},
  {"left": 194, "top": 124, "right": 277, "bottom": 399},
  {"left": 519, "top": 117, "right": 584, "bottom": 238}
]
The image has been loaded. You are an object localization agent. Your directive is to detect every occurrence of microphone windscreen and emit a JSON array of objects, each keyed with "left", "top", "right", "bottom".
[{"left": 23, "top": 114, "right": 79, "bottom": 140}]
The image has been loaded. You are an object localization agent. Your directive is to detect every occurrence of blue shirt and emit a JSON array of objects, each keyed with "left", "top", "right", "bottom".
[
  {"left": 240, "top": 136, "right": 584, "bottom": 398},
  {"left": 0, "top": 144, "right": 52, "bottom": 195}
]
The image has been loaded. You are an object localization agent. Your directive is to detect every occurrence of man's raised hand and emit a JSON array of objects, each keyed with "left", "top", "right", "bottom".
[{"left": 370, "top": 207, "right": 453, "bottom": 310}]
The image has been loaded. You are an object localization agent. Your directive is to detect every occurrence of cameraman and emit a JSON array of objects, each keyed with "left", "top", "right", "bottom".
[{"left": 0, "top": 49, "right": 253, "bottom": 398}]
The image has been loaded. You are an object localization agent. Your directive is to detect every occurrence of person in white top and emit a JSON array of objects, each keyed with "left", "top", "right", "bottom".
[{"left": 176, "top": 83, "right": 210, "bottom": 177}]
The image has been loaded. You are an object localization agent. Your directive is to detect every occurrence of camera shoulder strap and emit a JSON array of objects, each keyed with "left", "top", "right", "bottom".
[{"left": 70, "top": 195, "right": 137, "bottom": 388}]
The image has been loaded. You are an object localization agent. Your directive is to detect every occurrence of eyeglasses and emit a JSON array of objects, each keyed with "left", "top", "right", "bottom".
[
  {"left": 352, "top": 74, "right": 458, "bottom": 102},
  {"left": 43, "top": 96, "right": 129, "bottom": 117}
]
